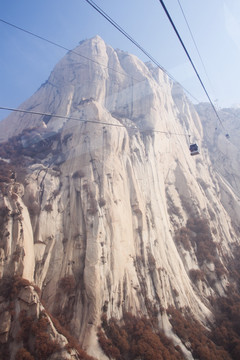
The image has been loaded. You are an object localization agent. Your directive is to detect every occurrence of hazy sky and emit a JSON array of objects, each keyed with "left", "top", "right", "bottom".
[{"left": 1, "top": 0, "right": 240, "bottom": 120}]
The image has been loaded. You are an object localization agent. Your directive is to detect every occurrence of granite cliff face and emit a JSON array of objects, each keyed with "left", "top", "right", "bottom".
[{"left": 0, "top": 36, "right": 240, "bottom": 359}]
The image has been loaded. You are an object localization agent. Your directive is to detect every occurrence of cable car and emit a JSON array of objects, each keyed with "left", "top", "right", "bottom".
[{"left": 189, "top": 143, "right": 199, "bottom": 156}]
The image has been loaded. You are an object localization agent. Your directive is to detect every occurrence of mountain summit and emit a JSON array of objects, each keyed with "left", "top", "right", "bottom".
[{"left": 0, "top": 36, "right": 240, "bottom": 359}]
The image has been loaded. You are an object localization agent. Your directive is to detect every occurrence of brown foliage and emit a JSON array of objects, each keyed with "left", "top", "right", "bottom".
[
  {"left": 72, "top": 169, "right": 85, "bottom": 179},
  {"left": 4, "top": 128, "right": 60, "bottom": 160},
  {"left": 98, "top": 329, "right": 121, "bottom": 359},
  {"left": 0, "top": 160, "right": 14, "bottom": 190},
  {"left": 0, "top": 344, "right": 10, "bottom": 360},
  {"left": 176, "top": 217, "right": 229, "bottom": 288},
  {"left": 189, "top": 269, "right": 205, "bottom": 283},
  {"left": 186, "top": 217, "right": 216, "bottom": 264},
  {"left": 0, "top": 205, "right": 10, "bottom": 240},
  {"left": 0, "top": 275, "right": 31, "bottom": 300},
  {"left": 44, "top": 203, "right": 53, "bottom": 212},
  {"left": 17, "top": 310, "right": 34, "bottom": 344},
  {"left": 180, "top": 195, "right": 194, "bottom": 215},
  {"left": 11, "top": 192, "right": 18, "bottom": 200},
  {"left": 12, "top": 245, "right": 22, "bottom": 262},
  {"left": 88, "top": 196, "right": 98, "bottom": 215},
  {"left": 0, "top": 278, "right": 94, "bottom": 360},
  {"left": 98, "top": 313, "right": 184, "bottom": 360},
  {"left": 17, "top": 310, "right": 60, "bottom": 360},
  {"left": 167, "top": 306, "right": 230, "bottom": 360},
  {"left": 0, "top": 206, "right": 10, "bottom": 226},
  {"left": 176, "top": 217, "right": 222, "bottom": 274},
  {"left": 175, "top": 226, "right": 191, "bottom": 251},
  {"left": 0, "top": 128, "right": 60, "bottom": 190},
  {"left": 211, "top": 290, "right": 240, "bottom": 359},
  {"left": 214, "top": 259, "right": 226, "bottom": 278},
  {"left": 15, "top": 348, "right": 34, "bottom": 360},
  {"left": 59, "top": 275, "right": 76, "bottom": 294},
  {"left": 32, "top": 314, "right": 60, "bottom": 359},
  {"left": 99, "top": 197, "right": 106, "bottom": 207},
  {"left": 27, "top": 194, "right": 40, "bottom": 216},
  {"left": 148, "top": 253, "right": 156, "bottom": 271},
  {"left": 46, "top": 313, "right": 95, "bottom": 360}
]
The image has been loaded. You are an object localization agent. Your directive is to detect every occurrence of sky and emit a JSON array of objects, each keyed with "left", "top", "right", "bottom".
[{"left": 1, "top": 0, "right": 240, "bottom": 121}]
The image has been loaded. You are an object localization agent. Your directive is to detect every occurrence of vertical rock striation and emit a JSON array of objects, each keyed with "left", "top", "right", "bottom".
[{"left": 0, "top": 36, "right": 240, "bottom": 358}]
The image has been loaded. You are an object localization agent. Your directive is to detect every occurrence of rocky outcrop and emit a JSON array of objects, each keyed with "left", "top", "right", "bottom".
[
  {"left": 0, "top": 309, "right": 11, "bottom": 344},
  {"left": 0, "top": 36, "right": 240, "bottom": 359},
  {"left": 0, "top": 277, "right": 86, "bottom": 359}
]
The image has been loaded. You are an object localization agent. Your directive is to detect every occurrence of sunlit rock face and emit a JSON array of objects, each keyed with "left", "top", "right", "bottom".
[{"left": 0, "top": 36, "right": 240, "bottom": 358}]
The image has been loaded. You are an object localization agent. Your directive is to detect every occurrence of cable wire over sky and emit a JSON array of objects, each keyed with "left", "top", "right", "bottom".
[
  {"left": 0, "top": 1, "right": 229, "bottom": 135},
  {"left": 0, "top": 17, "right": 198, "bottom": 102},
  {"left": 0, "top": 18, "right": 139, "bottom": 83},
  {"left": 176, "top": 0, "right": 215, "bottom": 95},
  {"left": 1, "top": 0, "right": 240, "bottom": 115},
  {"left": 83, "top": 0, "right": 227, "bottom": 133},
  {"left": 158, "top": 0, "right": 225, "bottom": 131},
  {"left": 82, "top": 0, "right": 198, "bottom": 102}
]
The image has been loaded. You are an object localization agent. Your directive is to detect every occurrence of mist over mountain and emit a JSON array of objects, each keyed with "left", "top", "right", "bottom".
[{"left": 0, "top": 36, "right": 240, "bottom": 360}]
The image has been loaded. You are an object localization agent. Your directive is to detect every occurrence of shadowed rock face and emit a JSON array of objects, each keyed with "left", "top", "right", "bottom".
[{"left": 0, "top": 36, "right": 240, "bottom": 358}]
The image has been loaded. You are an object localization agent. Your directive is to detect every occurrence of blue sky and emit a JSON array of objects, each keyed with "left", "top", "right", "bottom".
[{"left": 1, "top": 0, "right": 240, "bottom": 120}]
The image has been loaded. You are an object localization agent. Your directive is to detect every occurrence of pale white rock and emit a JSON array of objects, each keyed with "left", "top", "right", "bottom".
[
  {"left": 160, "top": 312, "right": 193, "bottom": 360},
  {"left": 20, "top": 198, "right": 35, "bottom": 282},
  {"left": 1, "top": 36, "right": 240, "bottom": 358},
  {"left": 5, "top": 286, "right": 81, "bottom": 360}
]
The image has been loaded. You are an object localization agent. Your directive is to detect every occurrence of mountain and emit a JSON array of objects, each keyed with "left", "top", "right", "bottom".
[{"left": 0, "top": 36, "right": 240, "bottom": 359}]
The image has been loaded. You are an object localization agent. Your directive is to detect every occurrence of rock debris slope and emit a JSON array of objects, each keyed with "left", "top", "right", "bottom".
[{"left": 0, "top": 36, "right": 240, "bottom": 359}]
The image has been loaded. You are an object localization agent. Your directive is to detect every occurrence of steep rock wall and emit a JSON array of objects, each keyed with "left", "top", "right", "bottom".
[{"left": 0, "top": 36, "right": 240, "bottom": 358}]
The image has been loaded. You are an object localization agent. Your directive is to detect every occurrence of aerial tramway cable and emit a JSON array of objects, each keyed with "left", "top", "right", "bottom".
[
  {"left": 83, "top": 0, "right": 231, "bottom": 146},
  {"left": 0, "top": 15, "right": 203, "bottom": 150},
  {"left": 0, "top": 13, "right": 195, "bottom": 148},
  {"left": 82, "top": 0, "right": 198, "bottom": 102},
  {"left": 158, "top": 0, "right": 226, "bottom": 133},
  {"left": 0, "top": 106, "right": 189, "bottom": 137},
  {"left": 176, "top": 0, "right": 215, "bottom": 94},
  {"left": 0, "top": 17, "right": 198, "bottom": 103},
  {"left": 0, "top": 18, "right": 139, "bottom": 83},
  {"left": 1, "top": 4, "right": 227, "bottom": 145}
]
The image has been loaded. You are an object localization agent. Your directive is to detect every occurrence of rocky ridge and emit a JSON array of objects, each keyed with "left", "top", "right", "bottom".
[{"left": 0, "top": 36, "right": 240, "bottom": 359}]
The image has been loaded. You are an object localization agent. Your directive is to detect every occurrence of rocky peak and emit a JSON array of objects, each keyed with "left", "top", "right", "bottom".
[{"left": 0, "top": 36, "right": 240, "bottom": 359}]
